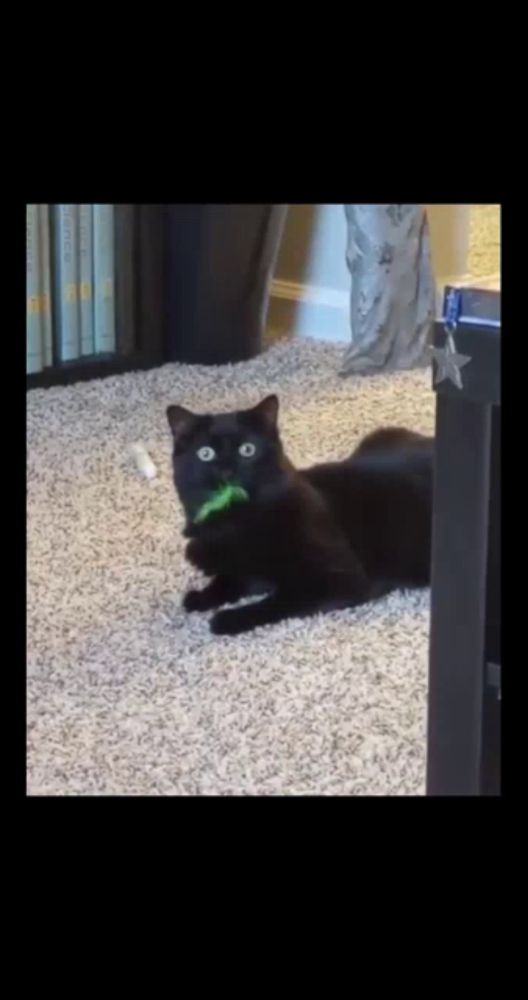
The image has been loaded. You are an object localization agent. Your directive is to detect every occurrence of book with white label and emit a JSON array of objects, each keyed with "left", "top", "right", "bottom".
[
  {"left": 38, "top": 204, "right": 53, "bottom": 367},
  {"left": 53, "top": 205, "right": 80, "bottom": 361},
  {"left": 27, "top": 204, "right": 43, "bottom": 373},
  {"left": 93, "top": 204, "right": 116, "bottom": 353},
  {"left": 78, "top": 204, "right": 95, "bottom": 355}
]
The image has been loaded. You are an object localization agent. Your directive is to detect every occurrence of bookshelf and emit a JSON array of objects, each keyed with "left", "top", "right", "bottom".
[{"left": 26, "top": 204, "right": 166, "bottom": 389}]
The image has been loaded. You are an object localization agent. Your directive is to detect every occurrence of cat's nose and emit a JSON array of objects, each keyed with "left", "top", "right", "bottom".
[{"left": 220, "top": 469, "right": 233, "bottom": 481}]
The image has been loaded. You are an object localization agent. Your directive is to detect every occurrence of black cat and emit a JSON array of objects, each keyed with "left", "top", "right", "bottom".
[{"left": 167, "top": 395, "right": 433, "bottom": 635}]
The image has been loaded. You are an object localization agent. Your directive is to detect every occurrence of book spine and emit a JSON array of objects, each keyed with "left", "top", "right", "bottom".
[
  {"left": 26, "top": 204, "right": 43, "bottom": 373},
  {"left": 53, "top": 205, "right": 80, "bottom": 361},
  {"left": 115, "top": 204, "right": 136, "bottom": 355},
  {"left": 93, "top": 204, "right": 116, "bottom": 353},
  {"left": 38, "top": 204, "right": 53, "bottom": 367},
  {"left": 78, "top": 204, "right": 94, "bottom": 355}
]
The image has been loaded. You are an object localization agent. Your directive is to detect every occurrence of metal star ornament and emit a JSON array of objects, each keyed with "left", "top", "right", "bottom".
[{"left": 430, "top": 331, "right": 472, "bottom": 390}]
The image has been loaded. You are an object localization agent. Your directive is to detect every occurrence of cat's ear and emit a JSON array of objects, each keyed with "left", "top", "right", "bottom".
[
  {"left": 166, "top": 405, "right": 195, "bottom": 439},
  {"left": 251, "top": 394, "right": 279, "bottom": 428}
]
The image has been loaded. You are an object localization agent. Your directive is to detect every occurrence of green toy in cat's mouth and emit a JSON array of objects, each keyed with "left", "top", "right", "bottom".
[{"left": 194, "top": 483, "right": 249, "bottom": 524}]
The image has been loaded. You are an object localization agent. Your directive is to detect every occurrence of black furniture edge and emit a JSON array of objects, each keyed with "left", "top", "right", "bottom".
[{"left": 426, "top": 283, "right": 501, "bottom": 796}]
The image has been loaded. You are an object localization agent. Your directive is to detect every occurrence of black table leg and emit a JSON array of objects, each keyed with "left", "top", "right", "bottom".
[
  {"left": 481, "top": 407, "right": 501, "bottom": 795},
  {"left": 427, "top": 393, "right": 494, "bottom": 795}
]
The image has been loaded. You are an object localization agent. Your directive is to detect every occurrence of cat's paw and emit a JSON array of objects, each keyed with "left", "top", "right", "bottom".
[
  {"left": 183, "top": 589, "right": 210, "bottom": 613},
  {"left": 210, "top": 609, "right": 246, "bottom": 635}
]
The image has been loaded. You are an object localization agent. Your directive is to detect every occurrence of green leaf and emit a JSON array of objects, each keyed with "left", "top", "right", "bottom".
[{"left": 194, "top": 483, "right": 249, "bottom": 524}]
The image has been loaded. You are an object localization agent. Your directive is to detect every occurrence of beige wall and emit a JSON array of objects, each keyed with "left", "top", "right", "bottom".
[{"left": 426, "top": 205, "right": 471, "bottom": 281}]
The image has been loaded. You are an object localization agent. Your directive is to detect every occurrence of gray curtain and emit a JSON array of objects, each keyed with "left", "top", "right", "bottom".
[{"left": 341, "top": 205, "right": 435, "bottom": 376}]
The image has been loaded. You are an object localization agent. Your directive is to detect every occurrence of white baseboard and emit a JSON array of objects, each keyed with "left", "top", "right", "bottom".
[{"left": 267, "top": 279, "right": 350, "bottom": 343}]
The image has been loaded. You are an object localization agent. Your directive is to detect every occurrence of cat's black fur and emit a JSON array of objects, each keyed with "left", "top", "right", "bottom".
[{"left": 167, "top": 395, "right": 433, "bottom": 635}]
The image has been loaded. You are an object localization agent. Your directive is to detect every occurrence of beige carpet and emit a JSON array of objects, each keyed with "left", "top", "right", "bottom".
[{"left": 27, "top": 339, "right": 436, "bottom": 796}]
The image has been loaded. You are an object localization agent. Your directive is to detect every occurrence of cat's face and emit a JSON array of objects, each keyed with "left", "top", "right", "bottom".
[{"left": 166, "top": 395, "right": 286, "bottom": 519}]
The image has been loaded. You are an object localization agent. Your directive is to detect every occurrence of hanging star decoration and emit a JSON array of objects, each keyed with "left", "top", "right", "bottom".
[
  {"left": 430, "top": 288, "right": 472, "bottom": 390},
  {"left": 431, "top": 331, "right": 472, "bottom": 389}
]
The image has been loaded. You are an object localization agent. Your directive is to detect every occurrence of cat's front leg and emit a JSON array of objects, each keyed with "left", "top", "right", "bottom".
[
  {"left": 210, "top": 573, "right": 372, "bottom": 634},
  {"left": 210, "top": 590, "right": 322, "bottom": 635},
  {"left": 183, "top": 575, "right": 247, "bottom": 613}
]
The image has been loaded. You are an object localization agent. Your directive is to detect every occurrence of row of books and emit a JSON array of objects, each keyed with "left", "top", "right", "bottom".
[{"left": 26, "top": 205, "right": 132, "bottom": 374}]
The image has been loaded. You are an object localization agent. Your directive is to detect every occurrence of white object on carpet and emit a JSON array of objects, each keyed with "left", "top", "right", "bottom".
[
  {"left": 27, "top": 338, "right": 435, "bottom": 796},
  {"left": 128, "top": 442, "right": 158, "bottom": 480}
]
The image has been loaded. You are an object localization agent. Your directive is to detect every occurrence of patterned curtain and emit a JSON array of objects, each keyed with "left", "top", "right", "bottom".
[{"left": 341, "top": 205, "right": 435, "bottom": 376}]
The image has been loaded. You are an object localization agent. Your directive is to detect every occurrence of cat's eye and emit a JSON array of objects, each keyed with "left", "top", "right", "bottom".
[
  {"left": 239, "top": 442, "right": 256, "bottom": 458},
  {"left": 197, "top": 446, "right": 216, "bottom": 462}
]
